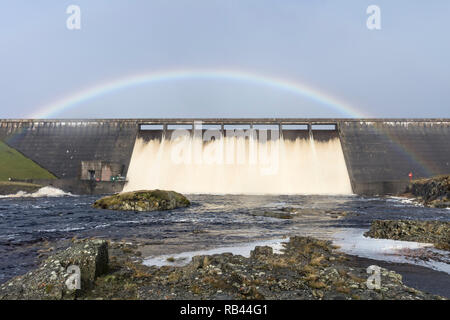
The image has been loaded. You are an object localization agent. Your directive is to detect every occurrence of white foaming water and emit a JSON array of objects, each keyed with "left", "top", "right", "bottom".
[
  {"left": 143, "top": 238, "right": 288, "bottom": 267},
  {"left": 0, "top": 186, "right": 74, "bottom": 198},
  {"left": 124, "top": 135, "right": 352, "bottom": 195},
  {"left": 38, "top": 226, "right": 86, "bottom": 233},
  {"left": 333, "top": 229, "right": 450, "bottom": 274},
  {"left": 386, "top": 196, "right": 423, "bottom": 207}
]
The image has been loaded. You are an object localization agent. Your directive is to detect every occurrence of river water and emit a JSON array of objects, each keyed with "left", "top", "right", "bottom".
[{"left": 0, "top": 189, "right": 449, "bottom": 296}]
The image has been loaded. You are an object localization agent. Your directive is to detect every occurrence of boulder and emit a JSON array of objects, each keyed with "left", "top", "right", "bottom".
[
  {"left": 249, "top": 210, "right": 294, "bottom": 219},
  {"left": 92, "top": 189, "right": 190, "bottom": 212},
  {"left": 406, "top": 175, "right": 450, "bottom": 208},
  {"left": 250, "top": 246, "right": 274, "bottom": 259},
  {"left": 0, "top": 239, "right": 108, "bottom": 300}
]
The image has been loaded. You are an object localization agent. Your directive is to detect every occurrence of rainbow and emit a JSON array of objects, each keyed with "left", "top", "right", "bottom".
[
  {"left": 368, "top": 123, "right": 435, "bottom": 177},
  {"left": 21, "top": 69, "right": 447, "bottom": 178},
  {"left": 30, "top": 69, "right": 367, "bottom": 118}
]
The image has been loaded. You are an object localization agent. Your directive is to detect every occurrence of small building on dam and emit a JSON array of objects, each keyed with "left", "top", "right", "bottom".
[
  {"left": 0, "top": 118, "right": 449, "bottom": 195},
  {"left": 80, "top": 161, "right": 125, "bottom": 182}
]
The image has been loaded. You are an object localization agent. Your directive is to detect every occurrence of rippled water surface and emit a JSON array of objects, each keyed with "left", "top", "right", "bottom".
[{"left": 1, "top": 193, "right": 449, "bottom": 284}]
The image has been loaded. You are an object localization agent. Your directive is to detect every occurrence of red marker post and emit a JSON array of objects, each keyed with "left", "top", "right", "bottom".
[{"left": 408, "top": 172, "right": 413, "bottom": 182}]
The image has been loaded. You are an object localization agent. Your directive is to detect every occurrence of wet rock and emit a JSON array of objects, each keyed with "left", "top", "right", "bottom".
[
  {"left": 0, "top": 239, "right": 108, "bottom": 300},
  {"left": 406, "top": 175, "right": 450, "bottom": 208},
  {"left": 251, "top": 246, "right": 274, "bottom": 259},
  {"left": 365, "top": 220, "right": 450, "bottom": 250},
  {"left": 249, "top": 210, "right": 294, "bottom": 219},
  {"left": 92, "top": 190, "right": 190, "bottom": 212}
]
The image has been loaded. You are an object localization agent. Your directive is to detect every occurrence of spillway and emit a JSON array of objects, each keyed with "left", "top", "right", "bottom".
[{"left": 123, "top": 128, "right": 353, "bottom": 195}]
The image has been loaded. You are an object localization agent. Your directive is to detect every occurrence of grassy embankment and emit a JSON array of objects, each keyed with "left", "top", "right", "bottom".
[{"left": 0, "top": 141, "right": 56, "bottom": 193}]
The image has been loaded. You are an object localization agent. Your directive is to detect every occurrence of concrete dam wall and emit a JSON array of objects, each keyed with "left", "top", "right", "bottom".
[
  {"left": 0, "top": 119, "right": 449, "bottom": 195},
  {"left": 0, "top": 120, "right": 138, "bottom": 194},
  {"left": 339, "top": 120, "right": 450, "bottom": 194}
]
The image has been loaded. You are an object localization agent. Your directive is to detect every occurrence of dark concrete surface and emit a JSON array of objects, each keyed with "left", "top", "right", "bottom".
[
  {"left": 0, "top": 120, "right": 138, "bottom": 180},
  {"left": 339, "top": 121, "right": 450, "bottom": 195}
]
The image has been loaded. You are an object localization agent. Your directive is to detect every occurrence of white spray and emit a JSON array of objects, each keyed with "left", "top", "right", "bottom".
[{"left": 124, "top": 128, "right": 352, "bottom": 195}]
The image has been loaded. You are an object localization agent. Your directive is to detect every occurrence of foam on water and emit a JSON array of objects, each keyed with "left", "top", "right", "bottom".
[
  {"left": 0, "top": 186, "right": 75, "bottom": 198},
  {"left": 143, "top": 238, "right": 288, "bottom": 267},
  {"left": 332, "top": 229, "right": 450, "bottom": 274},
  {"left": 38, "top": 226, "right": 86, "bottom": 233},
  {"left": 386, "top": 196, "right": 423, "bottom": 207}
]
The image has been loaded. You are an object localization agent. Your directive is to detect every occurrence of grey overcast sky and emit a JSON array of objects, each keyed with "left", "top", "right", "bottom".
[{"left": 0, "top": 0, "right": 449, "bottom": 119}]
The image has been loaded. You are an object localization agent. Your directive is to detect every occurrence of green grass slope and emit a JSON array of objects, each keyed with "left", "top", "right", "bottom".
[{"left": 0, "top": 141, "right": 56, "bottom": 180}]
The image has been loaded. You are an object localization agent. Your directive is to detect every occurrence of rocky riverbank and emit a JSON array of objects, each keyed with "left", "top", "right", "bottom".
[
  {"left": 93, "top": 190, "right": 190, "bottom": 212},
  {"left": 405, "top": 175, "right": 450, "bottom": 208},
  {"left": 0, "top": 181, "right": 42, "bottom": 195},
  {"left": 365, "top": 220, "right": 450, "bottom": 250},
  {"left": 1, "top": 236, "right": 444, "bottom": 300}
]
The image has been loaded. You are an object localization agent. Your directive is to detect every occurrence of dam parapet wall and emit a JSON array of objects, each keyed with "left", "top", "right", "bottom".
[{"left": 0, "top": 119, "right": 449, "bottom": 195}]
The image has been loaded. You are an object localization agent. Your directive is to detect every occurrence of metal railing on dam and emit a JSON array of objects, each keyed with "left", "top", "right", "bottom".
[
  {"left": 1, "top": 118, "right": 449, "bottom": 195},
  {"left": 2, "top": 117, "right": 449, "bottom": 124},
  {"left": 2, "top": 118, "right": 449, "bottom": 126}
]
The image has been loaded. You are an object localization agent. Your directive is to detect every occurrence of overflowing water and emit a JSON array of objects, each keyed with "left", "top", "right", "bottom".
[{"left": 124, "top": 135, "right": 352, "bottom": 195}]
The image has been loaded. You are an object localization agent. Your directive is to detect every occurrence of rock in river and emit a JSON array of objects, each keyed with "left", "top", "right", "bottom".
[
  {"left": 365, "top": 220, "right": 450, "bottom": 250},
  {"left": 249, "top": 210, "right": 294, "bottom": 219},
  {"left": 406, "top": 175, "right": 450, "bottom": 208},
  {"left": 92, "top": 189, "right": 190, "bottom": 212}
]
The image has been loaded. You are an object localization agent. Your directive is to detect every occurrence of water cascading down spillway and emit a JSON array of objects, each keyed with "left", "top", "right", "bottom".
[{"left": 123, "top": 123, "right": 353, "bottom": 195}]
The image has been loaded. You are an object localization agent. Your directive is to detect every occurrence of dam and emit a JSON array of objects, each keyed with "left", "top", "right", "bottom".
[{"left": 0, "top": 118, "right": 449, "bottom": 195}]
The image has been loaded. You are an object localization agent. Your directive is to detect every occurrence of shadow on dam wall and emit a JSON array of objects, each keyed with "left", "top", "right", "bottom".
[{"left": 0, "top": 119, "right": 449, "bottom": 195}]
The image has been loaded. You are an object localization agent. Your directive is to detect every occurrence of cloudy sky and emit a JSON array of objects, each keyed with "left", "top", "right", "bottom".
[{"left": 0, "top": 0, "right": 449, "bottom": 118}]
